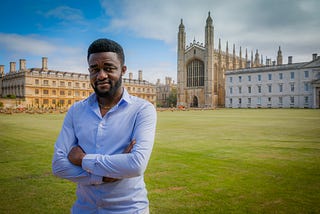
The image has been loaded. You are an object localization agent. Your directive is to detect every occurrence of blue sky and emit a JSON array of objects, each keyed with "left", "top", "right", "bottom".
[{"left": 1, "top": 0, "right": 319, "bottom": 83}]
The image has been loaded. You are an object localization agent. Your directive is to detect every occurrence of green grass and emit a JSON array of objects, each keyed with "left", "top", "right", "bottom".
[{"left": 0, "top": 109, "right": 320, "bottom": 213}]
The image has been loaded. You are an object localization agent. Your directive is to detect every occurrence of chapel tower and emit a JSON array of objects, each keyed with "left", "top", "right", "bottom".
[{"left": 177, "top": 12, "right": 246, "bottom": 108}]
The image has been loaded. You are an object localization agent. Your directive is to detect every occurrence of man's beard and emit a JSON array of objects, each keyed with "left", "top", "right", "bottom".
[{"left": 92, "top": 76, "right": 122, "bottom": 98}]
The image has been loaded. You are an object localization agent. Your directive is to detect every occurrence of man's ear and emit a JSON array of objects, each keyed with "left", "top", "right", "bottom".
[{"left": 121, "top": 65, "right": 127, "bottom": 75}]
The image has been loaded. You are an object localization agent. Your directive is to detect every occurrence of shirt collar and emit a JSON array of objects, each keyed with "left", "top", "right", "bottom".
[{"left": 88, "top": 87, "right": 132, "bottom": 108}]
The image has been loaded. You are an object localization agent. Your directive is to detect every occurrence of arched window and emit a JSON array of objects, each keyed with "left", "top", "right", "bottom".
[{"left": 187, "top": 59, "right": 204, "bottom": 87}]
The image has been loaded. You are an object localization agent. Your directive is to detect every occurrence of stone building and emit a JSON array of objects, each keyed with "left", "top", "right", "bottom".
[
  {"left": 177, "top": 12, "right": 261, "bottom": 108},
  {"left": 0, "top": 57, "right": 156, "bottom": 108},
  {"left": 123, "top": 70, "right": 156, "bottom": 106},
  {"left": 225, "top": 53, "right": 320, "bottom": 109},
  {"left": 156, "top": 77, "right": 177, "bottom": 107}
]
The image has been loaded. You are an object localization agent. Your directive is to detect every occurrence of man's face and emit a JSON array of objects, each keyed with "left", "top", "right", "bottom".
[{"left": 88, "top": 52, "right": 126, "bottom": 98}]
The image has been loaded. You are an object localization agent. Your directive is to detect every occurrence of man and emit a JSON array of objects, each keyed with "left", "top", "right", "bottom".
[{"left": 52, "top": 38, "right": 157, "bottom": 214}]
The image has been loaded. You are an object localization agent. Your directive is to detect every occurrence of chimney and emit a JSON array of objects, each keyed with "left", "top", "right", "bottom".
[
  {"left": 312, "top": 53, "right": 318, "bottom": 61},
  {"left": 246, "top": 61, "right": 251, "bottom": 68},
  {"left": 138, "top": 70, "right": 143, "bottom": 81},
  {"left": 0, "top": 65, "right": 4, "bottom": 75},
  {"left": 42, "top": 57, "right": 48, "bottom": 70},
  {"left": 288, "top": 56, "right": 293, "bottom": 64},
  {"left": 19, "top": 59, "right": 26, "bottom": 71},
  {"left": 129, "top": 72, "right": 133, "bottom": 80},
  {"left": 266, "top": 59, "right": 271, "bottom": 66},
  {"left": 10, "top": 62, "right": 16, "bottom": 73}
]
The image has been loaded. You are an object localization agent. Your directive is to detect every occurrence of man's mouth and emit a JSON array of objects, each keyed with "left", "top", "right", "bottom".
[{"left": 96, "top": 80, "right": 111, "bottom": 86}]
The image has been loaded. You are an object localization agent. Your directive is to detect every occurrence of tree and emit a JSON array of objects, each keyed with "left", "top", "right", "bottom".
[{"left": 167, "top": 88, "right": 177, "bottom": 107}]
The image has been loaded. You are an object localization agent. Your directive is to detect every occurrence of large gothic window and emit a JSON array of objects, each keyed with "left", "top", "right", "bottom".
[{"left": 187, "top": 59, "right": 204, "bottom": 87}]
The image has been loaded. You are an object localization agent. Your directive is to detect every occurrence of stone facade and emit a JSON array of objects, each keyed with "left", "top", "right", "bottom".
[
  {"left": 225, "top": 54, "right": 320, "bottom": 109},
  {"left": 177, "top": 12, "right": 260, "bottom": 108},
  {"left": 0, "top": 58, "right": 156, "bottom": 108},
  {"left": 156, "top": 77, "right": 177, "bottom": 107}
]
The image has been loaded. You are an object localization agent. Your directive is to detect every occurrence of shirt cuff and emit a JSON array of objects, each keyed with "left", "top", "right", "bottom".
[
  {"left": 82, "top": 154, "right": 98, "bottom": 174},
  {"left": 82, "top": 154, "right": 103, "bottom": 185},
  {"left": 90, "top": 174, "right": 103, "bottom": 185}
]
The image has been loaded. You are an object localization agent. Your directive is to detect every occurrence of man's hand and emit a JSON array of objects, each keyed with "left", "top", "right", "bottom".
[
  {"left": 123, "top": 139, "right": 136, "bottom": 153},
  {"left": 68, "top": 146, "right": 86, "bottom": 166},
  {"left": 103, "top": 139, "right": 136, "bottom": 183}
]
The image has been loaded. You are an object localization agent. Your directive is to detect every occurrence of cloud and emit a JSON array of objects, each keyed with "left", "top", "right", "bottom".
[
  {"left": 43, "top": 6, "right": 85, "bottom": 23},
  {"left": 100, "top": 0, "right": 320, "bottom": 62},
  {"left": 0, "top": 33, "right": 57, "bottom": 55},
  {"left": 0, "top": 33, "right": 86, "bottom": 72}
]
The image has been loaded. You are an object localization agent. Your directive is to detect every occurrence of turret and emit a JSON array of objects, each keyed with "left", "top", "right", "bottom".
[
  {"left": 277, "top": 46, "right": 283, "bottom": 65},
  {"left": 177, "top": 18, "right": 186, "bottom": 106},
  {"left": 204, "top": 11, "right": 215, "bottom": 107}
]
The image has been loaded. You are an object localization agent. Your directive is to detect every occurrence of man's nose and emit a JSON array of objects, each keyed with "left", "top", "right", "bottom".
[{"left": 97, "top": 69, "right": 108, "bottom": 79}]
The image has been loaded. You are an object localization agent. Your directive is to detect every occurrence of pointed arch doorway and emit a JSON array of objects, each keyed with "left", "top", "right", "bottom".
[{"left": 192, "top": 96, "right": 198, "bottom": 107}]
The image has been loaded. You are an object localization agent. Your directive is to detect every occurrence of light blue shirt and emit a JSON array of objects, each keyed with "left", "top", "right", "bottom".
[{"left": 52, "top": 89, "right": 157, "bottom": 214}]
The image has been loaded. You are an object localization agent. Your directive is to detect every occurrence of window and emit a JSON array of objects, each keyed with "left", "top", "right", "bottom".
[
  {"left": 257, "top": 97, "right": 261, "bottom": 105},
  {"left": 238, "top": 87, "right": 242, "bottom": 94},
  {"left": 75, "top": 83, "right": 80, "bottom": 88},
  {"left": 68, "top": 90, "right": 72, "bottom": 96},
  {"left": 268, "top": 74, "right": 272, "bottom": 80},
  {"left": 52, "top": 81, "right": 56, "bottom": 86},
  {"left": 68, "top": 82, "right": 72, "bottom": 87},
  {"left": 82, "top": 83, "right": 86, "bottom": 88},
  {"left": 290, "top": 84, "right": 295, "bottom": 92},
  {"left": 35, "top": 79, "right": 39, "bottom": 85},
  {"left": 238, "top": 76, "right": 242, "bottom": 83},
  {"left": 268, "top": 85, "right": 272, "bottom": 93},
  {"left": 43, "top": 80, "right": 49, "bottom": 85},
  {"left": 258, "top": 75, "right": 262, "bottom": 81},
  {"left": 43, "top": 99, "right": 49, "bottom": 104},
  {"left": 248, "top": 86, "right": 252, "bottom": 93},
  {"left": 304, "top": 70, "right": 309, "bottom": 78},
  {"left": 290, "top": 72, "right": 295, "bottom": 79},
  {"left": 60, "top": 81, "right": 65, "bottom": 87},
  {"left": 304, "top": 96, "right": 309, "bottom": 104},
  {"left": 229, "top": 98, "right": 232, "bottom": 105},
  {"left": 268, "top": 97, "right": 271, "bottom": 103},
  {"left": 229, "top": 87, "right": 233, "bottom": 94},
  {"left": 60, "top": 90, "right": 65, "bottom": 95},
  {"left": 279, "top": 73, "right": 283, "bottom": 80},
  {"left": 279, "top": 97, "right": 283, "bottom": 104},
  {"left": 290, "top": 96, "right": 294, "bottom": 104},
  {"left": 35, "top": 89, "right": 39, "bottom": 94},
  {"left": 229, "top": 77, "right": 233, "bottom": 83},
  {"left": 304, "top": 83, "right": 309, "bottom": 91},
  {"left": 248, "top": 76, "right": 251, "bottom": 81},
  {"left": 279, "top": 84, "right": 283, "bottom": 92},
  {"left": 258, "top": 85, "right": 261, "bottom": 93},
  {"left": 238, "top": 98, "right": 242, "bottom": 104},
  {"left": 43, "top": 89, "right": 49, "bottom": 95},
  {"left": 248, "top": 97, "right": 251, "bottom": 104},
  {"left": 52, "top": 90, "right": 56, "bottom": 95},
  {"left": 187, "top": 59, "right": 204, "bottom": 87}
]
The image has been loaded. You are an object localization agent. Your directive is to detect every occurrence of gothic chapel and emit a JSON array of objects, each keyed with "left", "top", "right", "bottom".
[{"left": 177, "top": 12, "right": 251, "bottom": 108}]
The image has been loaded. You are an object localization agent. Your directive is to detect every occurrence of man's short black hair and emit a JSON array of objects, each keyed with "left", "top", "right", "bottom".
[{"left": 87, "top": 38, "right": 125, "bottom": 65}]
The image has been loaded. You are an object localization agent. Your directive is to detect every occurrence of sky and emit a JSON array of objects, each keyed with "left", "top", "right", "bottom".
[{"left": 1, "top": 0, "right": 319, "bottom": 83}]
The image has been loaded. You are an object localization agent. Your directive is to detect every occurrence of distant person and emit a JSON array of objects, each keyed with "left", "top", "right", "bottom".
[{"left": 52, "top": 38, "right": 157, "bottom": 214}]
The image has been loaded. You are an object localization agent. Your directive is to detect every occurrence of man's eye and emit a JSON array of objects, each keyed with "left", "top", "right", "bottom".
[{"left": 104, "top": 67, "right": 116, "bottom": 72}]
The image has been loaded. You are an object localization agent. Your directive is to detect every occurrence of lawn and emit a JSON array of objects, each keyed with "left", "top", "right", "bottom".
[{"left": 0, "top": 109, "right": 319, "bottom": 213}]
